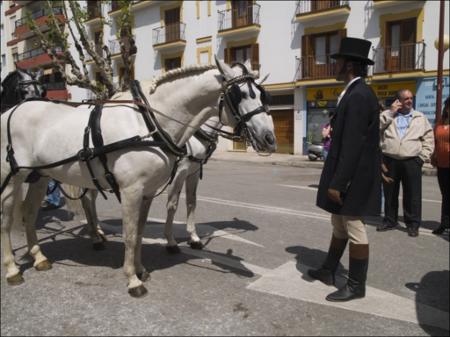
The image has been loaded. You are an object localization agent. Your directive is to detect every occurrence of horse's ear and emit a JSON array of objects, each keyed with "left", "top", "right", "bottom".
[
  {"left": 243, "top": 59, "right": 252, "bottom": 72},
  {"left": 256, "top": 73, "right": 270, "bottom": 85},
  {"left": 35, "top": 68, "right": 44, "bottom": 79},
  {"left": 215, "top": 55, "right": 234, "bottom": 81}
]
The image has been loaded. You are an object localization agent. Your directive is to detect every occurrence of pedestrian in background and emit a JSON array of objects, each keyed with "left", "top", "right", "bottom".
[
  {"left": 41, "top": 179, "right": 64, "bottom": 211},
  {"left": 321, "top": 112, "right": 332, "bottom": 161},
  {"left": 310, "top": 37, "right": 381, "bottom": 302},
  {"left": 377, "top": 89, "right": 434, "bottom": 237},
  {"left": 431, "top": 96, "right": 449, "bottom": 235}
]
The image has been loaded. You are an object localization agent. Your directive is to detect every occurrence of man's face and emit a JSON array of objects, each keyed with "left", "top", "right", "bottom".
[
  {"left": 335, "top": 58, "right": 346, "bottom": 82},
  {"left": 399, "top": 90, "right": 414, "bottom": 112}
]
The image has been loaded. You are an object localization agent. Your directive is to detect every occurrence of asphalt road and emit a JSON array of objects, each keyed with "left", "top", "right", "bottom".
[{"left": 1, "top": 160, "right": 448, "bottom": 336}]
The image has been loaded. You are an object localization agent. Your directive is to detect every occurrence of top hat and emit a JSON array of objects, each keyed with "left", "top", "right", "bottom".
[{"left": 331, "top": 37, "right": 374, "bottom": 65}]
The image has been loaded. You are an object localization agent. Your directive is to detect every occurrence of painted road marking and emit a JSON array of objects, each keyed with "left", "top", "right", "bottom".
[{"left": 278, "top": 184, "right": 442, "bottom": 204}]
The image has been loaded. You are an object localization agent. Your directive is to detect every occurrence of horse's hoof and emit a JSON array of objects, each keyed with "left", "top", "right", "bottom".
[
  {"left": 128, "top": 285, "right": 148, "bottom": 298},
  {"left": 166, "top": 245, "right": 181, "bottom": 254},
  {"left": 35, "top": 260, "right": 52, "bottom": 271},
  {"left": 93, "top": 242, "right": 106, "bottom": 250},
  {"left": 137, "top": 271, "right": 150, "bottom": 282},
  {"left": 189, "top": 241, "right": 203, "bottom": 250},
  {"left": 7, "top": 273, "right": 24, "bottom": 286}
]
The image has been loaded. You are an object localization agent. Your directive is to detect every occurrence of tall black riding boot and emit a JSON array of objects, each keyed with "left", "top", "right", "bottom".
[
  {"left": 308, "top": 235, "right": 348, "bottom": 286},
  {"left": 326, "top": 243, "right": 369, "bottom": 302}
]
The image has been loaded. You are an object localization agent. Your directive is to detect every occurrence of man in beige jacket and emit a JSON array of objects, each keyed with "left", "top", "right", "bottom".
[{"left": 377, "top": 89, "right": 434, "bottom": 237}]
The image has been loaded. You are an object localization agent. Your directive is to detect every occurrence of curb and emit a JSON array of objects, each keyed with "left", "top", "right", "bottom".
[{"left": 209, "top": 156, "right": 437, "bottom": 176}]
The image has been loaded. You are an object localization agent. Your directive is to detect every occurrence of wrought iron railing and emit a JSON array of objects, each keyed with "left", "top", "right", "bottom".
[
  {"left": 297, "top": 54, "right": 338, "bottom": 80},
  {"left": 87, "top": 4, "right": 101, "bottom": 20},
  {"left": 295, "top": 0, "right": 349, "bottom": 16},
  {"left": 15, "top": 7, "right": 63, "bottom": 28},
  {"left": 218, "top": 3, "right": 260, "bottom": 31},
  {"left": 43, "top": 82, "right": 66, "bottom": 90},
  {"left": 152, "top": 23, "right": 186, "bottom": 45},
  {"left": 108, "top": 35, "right": 136, "bottom": 55},
  {"left": 17, "top": 46, "right": 62, "bottom": 61},
  {"left": 372, "top": 41, "right": 425, "bottom": 73}
]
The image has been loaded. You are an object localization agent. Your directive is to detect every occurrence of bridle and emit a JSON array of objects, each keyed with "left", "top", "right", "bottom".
[{"left": 218, "top": 63, "right": 272, "bottom": 148}]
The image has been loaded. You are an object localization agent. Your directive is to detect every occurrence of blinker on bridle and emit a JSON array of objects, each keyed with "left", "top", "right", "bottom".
[{"left": 219, "top": 67, "right": 271, "bottom": 138}]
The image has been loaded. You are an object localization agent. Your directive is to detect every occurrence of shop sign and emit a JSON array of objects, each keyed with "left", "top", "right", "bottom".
[
  {"left": 306, "top": 86, "right": 344, "bottom": 101},
  {"left": 415, "top": 77, "right": 450, "bottom": 125},
  {"left": 370, "top": 81, "right": 416, "bottom": 99}
]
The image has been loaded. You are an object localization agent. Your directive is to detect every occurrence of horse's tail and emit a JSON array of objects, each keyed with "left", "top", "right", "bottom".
[{"left": 60, "top": 184, "right": 84, "bottom": 217}]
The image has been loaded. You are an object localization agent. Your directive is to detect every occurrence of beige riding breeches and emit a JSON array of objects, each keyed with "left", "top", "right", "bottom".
[{"left": 331, "top": 214, "right": 369, "bottom": 244}]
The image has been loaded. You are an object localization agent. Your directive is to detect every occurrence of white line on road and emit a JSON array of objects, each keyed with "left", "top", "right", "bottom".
[{"left": 278, "top": 184, "right": 442, "bottom": 204}]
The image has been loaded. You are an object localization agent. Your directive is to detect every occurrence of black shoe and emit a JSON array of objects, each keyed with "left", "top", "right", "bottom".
[
  {"left": 376, "top": 222, "right": 397, "bottom": 232},
  {"left": 407, "top": 227, "right": 419, "bottom": 237},
  {"left": 307, "top": 268, "right": 335, "bottom": 286},
  {"left": 326, "top": 280, "right": 366, "bottom": 302},
  {"left": 432, "top": 225, "right": 448, "bottom": 235}
]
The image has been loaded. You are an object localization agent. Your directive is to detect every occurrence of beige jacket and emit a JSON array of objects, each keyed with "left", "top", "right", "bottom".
[{"left": 380, "top": 109, "right": 434, "bottom": 162}]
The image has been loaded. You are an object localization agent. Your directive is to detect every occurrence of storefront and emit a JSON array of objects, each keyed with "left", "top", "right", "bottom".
[
  {"left": 305, "top": 85, "right": 343, "bottom": 146},
  {"left": 305, "top": 80, "right": 417, "bottom": 150},
  {"left": 415, "top": 76, "right": 450, "bottom": 126}
]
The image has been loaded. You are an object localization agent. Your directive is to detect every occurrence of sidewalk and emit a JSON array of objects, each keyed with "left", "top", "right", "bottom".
[{"left": 209, "top": 151, "right": 437, "bottom": 176}]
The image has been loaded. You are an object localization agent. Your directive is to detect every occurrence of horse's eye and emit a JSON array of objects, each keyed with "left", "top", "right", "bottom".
[{"left": 241, "top": 92, "right": 248, "bottom": 99}]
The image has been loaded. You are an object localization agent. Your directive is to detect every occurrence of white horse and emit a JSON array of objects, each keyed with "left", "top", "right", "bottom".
[
  {"left": 1, "top": 57, "right": 276, "bottom": 297},
  {"left": 164, "top": 115, "right": 222, "bottom": 253}
]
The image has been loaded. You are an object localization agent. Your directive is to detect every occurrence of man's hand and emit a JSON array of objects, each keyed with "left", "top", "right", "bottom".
[
  {"left": 381, "top": 163, "right": 394, "bottom": 184},
  {"left": 327, "top": 188, "right": 343, "bottom": 206},
  {"left": 390, "top": 99, "right": 402, "bottom": 116}
]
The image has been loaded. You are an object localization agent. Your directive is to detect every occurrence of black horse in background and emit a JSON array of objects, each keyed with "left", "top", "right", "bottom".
[{"left": 1, "top": 68, "right": 46, "bottom": 113}]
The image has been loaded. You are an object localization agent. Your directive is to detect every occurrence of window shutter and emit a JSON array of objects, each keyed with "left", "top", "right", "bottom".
[
  {"left": 224, "top": 47, "right": 230, "bottom": 64},
  {"left": 251, "top": 43, "right": 259, "bottom": 70}
]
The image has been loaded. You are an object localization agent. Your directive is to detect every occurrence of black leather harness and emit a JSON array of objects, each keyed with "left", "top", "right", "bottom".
[{"left": 1, "top": 80, "right": 186, "bottom": 201}]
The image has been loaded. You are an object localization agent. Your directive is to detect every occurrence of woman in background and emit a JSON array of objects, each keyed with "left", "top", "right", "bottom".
[{"left": 431, "top": 96, "right": 450, "bottom": 235}]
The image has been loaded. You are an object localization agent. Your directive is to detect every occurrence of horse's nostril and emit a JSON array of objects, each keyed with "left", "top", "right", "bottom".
[{"left": 265, "top": 133, "right": 275, "bottom": 145}]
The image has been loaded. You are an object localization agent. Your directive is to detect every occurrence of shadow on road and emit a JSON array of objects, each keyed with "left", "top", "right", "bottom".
[
  {"left": 405, "top": 270, "right": 450, "bottom": 335},
  {"left": 285, "top": 244, "right": 347, "bottom": 288},
  {"left": 24, "top": 217, "right": 256, "bottom": 281}
]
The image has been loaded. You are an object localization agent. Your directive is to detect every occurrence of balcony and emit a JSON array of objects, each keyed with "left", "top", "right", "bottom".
[
  {"left": 14, "top": 7, "right": 65, "bottom": 40},
  {"left": 373, "top": 42, "right": 425, "bottom": 76},
  {"left": 152, "top": 23, "right": 186, "bottom": 51},
  {"left": 297, "top": 54, "right": 338, "bottom": 81},
  {"left": 372, "top": 0, "right": 425, "bottom": 9},
  {"left": 86, "top": 5, "right": 102, "bottom": 23},
  {"left": 217, "top": 3, "right": 260, "bottom": 38},
  {"left": 295, "top": 0, "right": 350, "bottom": 23},
  {"left": 108, "top": 36, "right": 137, "bottom": 59},
  {"left": 15, "top": 46, "right": 63, "bottom": 69}
]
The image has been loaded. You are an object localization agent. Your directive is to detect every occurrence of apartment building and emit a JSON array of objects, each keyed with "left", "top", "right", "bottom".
[{"left": 1, "top": 0, "right": 449, "bottom": 154}]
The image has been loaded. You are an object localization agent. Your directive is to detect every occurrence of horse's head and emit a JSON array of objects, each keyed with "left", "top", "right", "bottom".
[
  {"left": 16, "top": 68, "right": 46, "bottom": 99},
  {"left": 215, "top": 56, "right": 276, "bottom": 153}
]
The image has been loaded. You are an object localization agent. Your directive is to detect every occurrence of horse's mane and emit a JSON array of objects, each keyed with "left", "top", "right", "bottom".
[{"left": 149, "top": 64, "right": 217, "bottom": 94}]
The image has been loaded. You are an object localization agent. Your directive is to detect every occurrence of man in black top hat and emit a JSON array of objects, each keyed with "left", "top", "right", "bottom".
[{"left": 308, "top": 37, "right": 381, "bottom": 302}]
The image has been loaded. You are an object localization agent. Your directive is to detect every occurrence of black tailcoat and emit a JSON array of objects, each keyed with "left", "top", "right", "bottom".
[{"left": 316, "top": 78, "right": 381, "bottom": 216}]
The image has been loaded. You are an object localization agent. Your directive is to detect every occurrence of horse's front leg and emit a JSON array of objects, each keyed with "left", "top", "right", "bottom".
[
  {"left": 135, "top": 195, "right": 152, "bottom": 282},
  {"left": 185, "top": 168, "right": 203, "bottom": 249},
  {"left": 164, "top": 167, "right": 188, "bottom": 254},
  {"left": 80, "top": 189, "right": 106, "bottom": 250},
  {"left": 121, "top": 185, "right": 148, "bottom": 297},
  {"left": 1, "top": 176, "right": 25, "bottom": 285},
  {"left": 23, "top": 178, "right": 53, "bottom": 271}
]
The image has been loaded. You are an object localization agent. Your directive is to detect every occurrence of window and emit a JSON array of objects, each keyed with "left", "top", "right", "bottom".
[
  {"left": 386, "top": 18, "right": 416, "bottom": 71},
  {"left": 199, "top": 51, "right": 209, "bottom": 65},
  {"left": 12, "top": 47, "right": 18, "bottom": 62},
  {"left": 225, "top": 44, "right": 259, "bottom": 70},
  {"left": 10, "top": 16, "right": 15, "bottom": 39},
  {"left": 164, "top": 56, "right": 181, "bottom": 71}
]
